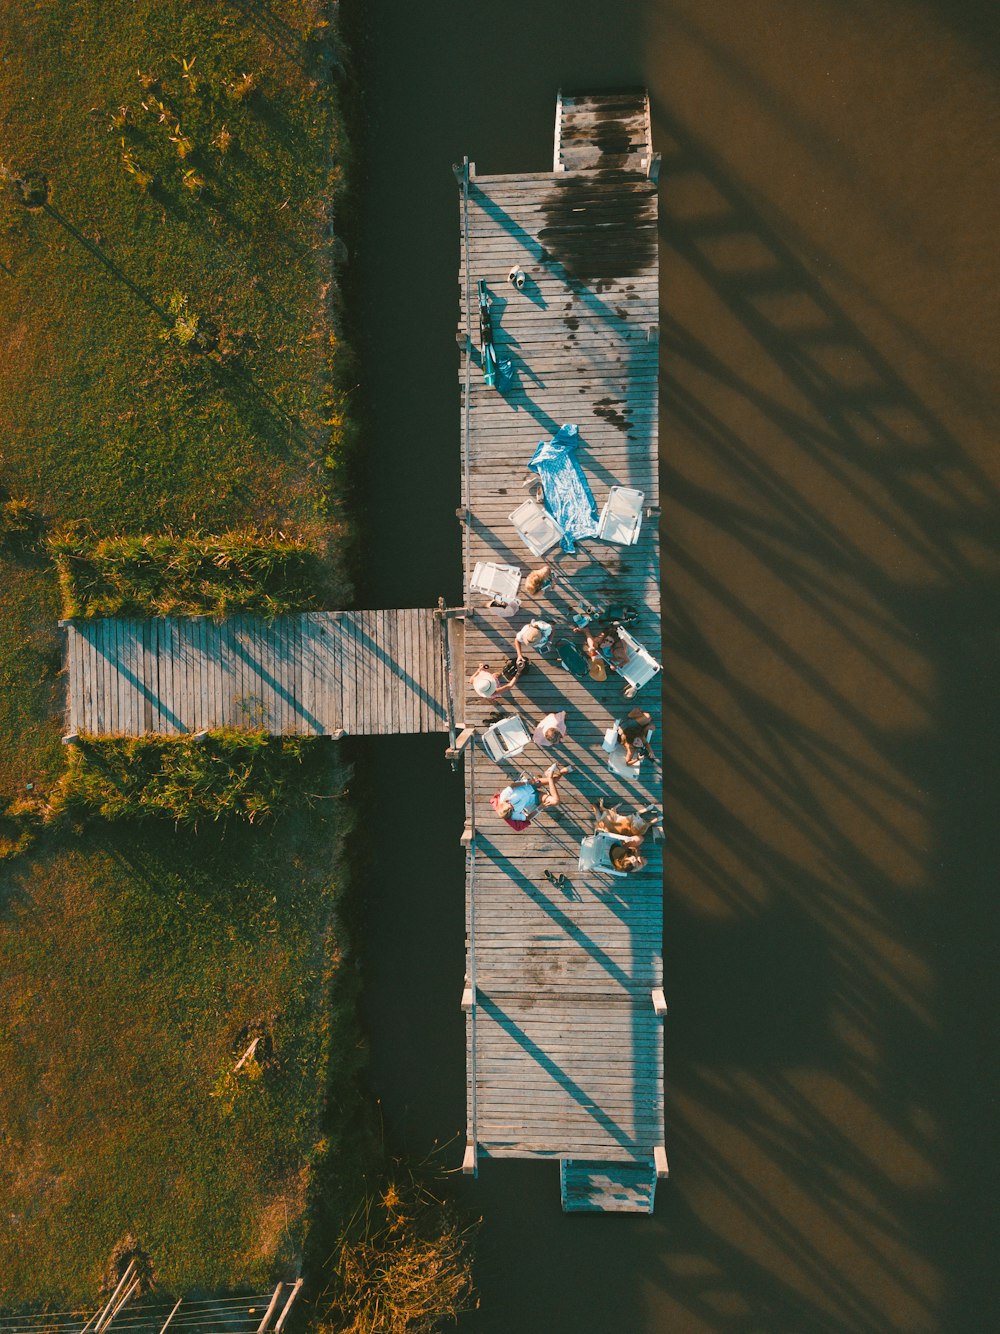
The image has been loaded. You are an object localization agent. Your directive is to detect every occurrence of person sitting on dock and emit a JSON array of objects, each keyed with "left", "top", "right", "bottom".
[
  {"left": 609, "top": 842, "right": 648, "bottom": 874},
  {"left": 616, "top": 709, "right": 658, "bottom": 768},
  {"left": 523, "top": 564, "right": 553, "bottom": 598},
  {"left": 491, "top": 763, "right": 571, "bottom": 829},
  {"left": 584, "top": 625, "right": 629, "bottom": 669},
  {"left": 592, "top": 797, "right": 661, "bottom": 842},
  {"left": 514, "top": 618, "right": 553, "bottom": 661},
  {"left": 469, "top": 660, "right": 524, "bottom": 698},
  {"left": 532, "top": 709, "right": 567, "bottom": 748}
]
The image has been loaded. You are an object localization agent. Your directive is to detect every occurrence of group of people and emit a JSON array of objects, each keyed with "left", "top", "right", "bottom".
[
  {"left": 471, "top": 565, "right": 659, "bottom": 874},
  {"left": 479, "top": 701, "right": 658, "bottom": 875}
]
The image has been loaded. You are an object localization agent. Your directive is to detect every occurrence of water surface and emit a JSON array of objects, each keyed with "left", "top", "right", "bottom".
[{"left": 352, "top": 2, "right": 1000, "bottom": 1329}]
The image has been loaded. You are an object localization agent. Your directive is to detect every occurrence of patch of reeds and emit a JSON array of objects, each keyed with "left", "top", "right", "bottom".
[
  {"left": 317, "top": 1168, "right": 478, "bottom": 1334},
  {"left": 0, "top": 796, "right": 45, "bottom": 862},
  {"left": 1, "top": 496, "right": 35, "bottom": 537},
  {"left": 49, "top": 731, "right": 327, "bottom": 828},
  {"left": 49, "top": 529, "right": 323, "bottom": 619}
]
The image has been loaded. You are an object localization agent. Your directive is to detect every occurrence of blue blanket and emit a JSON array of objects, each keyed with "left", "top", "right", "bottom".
[{"left": 528, "top": 424, "right": 598, "bottom": 553}]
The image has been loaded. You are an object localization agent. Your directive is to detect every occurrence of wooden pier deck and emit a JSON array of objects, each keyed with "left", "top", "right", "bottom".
[
  {"left": 457, "top": 91, "right": 665, "bottom": 1211},
  {"left": 62, "top": 609, "right": 451, "bottom": 736}
]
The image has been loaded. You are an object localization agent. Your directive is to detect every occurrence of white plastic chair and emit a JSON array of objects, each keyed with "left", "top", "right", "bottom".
[
  {"left": 509, "top": 498, "right": 564, "bottom": 558},
  {"left": 470, "top": 561, "right": 522, "bottom": 602},
  {"left": 602, "top": 718, "right": 638, "bottom": 778},
  {"left": 578, "top": 830, "right": 633, "bottom": 878},
  {"left": 615, "top": 627, "right": 661, "bottom": 696},
  {"left": 598, "top": 486, "right": 645, "bottom": 545},
  {"left": 481, "top": 714, "right": 533, "bottom": 763}
]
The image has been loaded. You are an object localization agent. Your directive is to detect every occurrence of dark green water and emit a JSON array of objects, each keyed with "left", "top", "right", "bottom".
[{"left": 350, "top": 2, "right": 1000, "bottom": 1329}]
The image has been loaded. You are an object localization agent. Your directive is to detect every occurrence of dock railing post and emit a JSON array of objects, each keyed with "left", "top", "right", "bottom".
[
  {"left": 273, "top": 1278, "right": 304, "bottom": 1334},
  {"left": 255, "top": 1284, "right": 284, "bottom": 1334},
  {"left": 437, "top": 596, "right": 459, "bottom": 762}
]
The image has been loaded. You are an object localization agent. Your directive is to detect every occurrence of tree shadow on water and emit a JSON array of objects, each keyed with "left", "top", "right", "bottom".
[{"left": 652, "top": 105, "right": 1000, "bottom": 1331}]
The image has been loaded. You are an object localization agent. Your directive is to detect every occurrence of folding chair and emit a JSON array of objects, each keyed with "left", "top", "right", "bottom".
[
  {"left": 509, "top": 498, "right": 564, "bottom": 558},
  {"left": 615, "top": 627, "right": 662, "bottom": 697},
  {"left": 597, "top": 486, "right": 645, "bottom": 546},
  {"left": 602, "top": 718, "right": 638, "bottom": 779},
  {"left": 470, "top": 561, "right": 522, "bottom": 603},
  {"left": 480, "top": 714, "right": 533, "bottom": 763},
  {"left": 578, "top": 830, "right": 633, "bottom": 878}
]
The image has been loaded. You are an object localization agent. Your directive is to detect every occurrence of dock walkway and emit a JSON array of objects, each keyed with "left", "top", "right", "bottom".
[
  {"left": 63, "top": 609, "right": 450, "bottom": 737},
  {"left": 458, "top": 90, "right": 665, "bottom": 1211}
]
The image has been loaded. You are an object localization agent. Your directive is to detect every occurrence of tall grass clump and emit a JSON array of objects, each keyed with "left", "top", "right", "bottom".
[
  {"left": 50, "top": 529, "right": 323, "bottom": 618},
  {"left": 317, "top": 1169, "right": 478, "bottom": 1334},
  {"left": 50, "top": 731, "right": 327, "bottom": 827}
]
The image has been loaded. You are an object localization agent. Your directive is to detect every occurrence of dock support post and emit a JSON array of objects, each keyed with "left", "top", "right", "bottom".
[
  {"left": 651, "top": 988, "right": 667, "bottom": 1017},
  {"left": 157, "top": 1298, "right": 183, "bottom": 1334},
  {"left": 273, "top": 1279, "right": 303, "bottom": 1334},
  {"left": 460, "top": 820, "right": 474, "bottom": 847},
  {"left": 255, "top": 1284, "right": 284, "bottom": 1334},
  {"left": 62, "top": 732, "right": 79, "bottom": 746},
  {"left": 654, "top": 1145, "right": 669, "bottom": 1178},
  {"left": 462, "top": 1141, "right": 478, "bottom": 1176},
  {"left": 462, "top": 982, "right": 475, "bottom": 1011},
  {"left": 647, "top": 152, "right": 661, "bottom": 184}
]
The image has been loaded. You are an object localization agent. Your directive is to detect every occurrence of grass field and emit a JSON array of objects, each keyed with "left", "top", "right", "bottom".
[
  {"left": 0, "top": 803, "right": 354, "bottom": 1297},
  {"left": 0, "top": 0, "right": 360, "bottom": 1305}
]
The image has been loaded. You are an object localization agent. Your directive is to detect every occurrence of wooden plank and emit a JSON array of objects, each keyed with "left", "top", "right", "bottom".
[{"left": 127, "top": 619, "right": 141, "bottom": 736}]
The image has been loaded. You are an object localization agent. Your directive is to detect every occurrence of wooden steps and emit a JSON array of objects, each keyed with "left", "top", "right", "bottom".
[
  {"left": 560, "top": 1158, "right": 658, "bottom": 1213},
  {"left": 555, "top": 89, "right": 652, "bottom": 174}
]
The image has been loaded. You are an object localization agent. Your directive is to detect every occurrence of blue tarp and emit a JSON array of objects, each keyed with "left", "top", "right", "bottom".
[{"left": 528, "top": 423, "right": 598, "bottom": 553}]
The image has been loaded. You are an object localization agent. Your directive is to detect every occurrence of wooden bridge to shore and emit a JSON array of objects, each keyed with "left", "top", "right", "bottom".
[
  {"left": 59, "top": 89, "right": 665, "bottom": 1215},
  {"left": 62, "top": 609, "right": 453, "bottom": 737}
]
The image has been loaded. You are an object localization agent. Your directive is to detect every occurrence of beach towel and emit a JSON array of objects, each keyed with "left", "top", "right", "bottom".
[{"left": 528, "top": 423, "right": 599, "bottom": 553}]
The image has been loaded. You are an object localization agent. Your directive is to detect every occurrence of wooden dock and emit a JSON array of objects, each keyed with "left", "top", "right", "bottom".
[
  {"left": 62, "top": 610, "right": 452, "bottom": 737},
  {"left": 457, "top": 90, "right": 665, "bottom": 1211}
]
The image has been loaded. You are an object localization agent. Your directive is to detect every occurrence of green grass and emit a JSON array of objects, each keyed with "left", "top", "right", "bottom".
[
  {"left": 51, "top": 530, "right": 325, "bottom": 619},
  {"left": 0, "top": 796, "right": 353, "bottom": 1298},
  {"left": 0, "top": 0, "right": 354, "bottom": 545},
  {"left": 53, "top": 732, "right": 328, "bottom": 827},
  {"left": 0, "top": 0, "right": 363, "bottom": 1307}
]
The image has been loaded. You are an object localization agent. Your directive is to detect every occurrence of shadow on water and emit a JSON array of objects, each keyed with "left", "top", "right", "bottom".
[
  {"left": 349, "top": 0, "right": 1000, "bottom": 1329},
  {"left": 652, "top": 100, "right": 1000, "bottom": 1332}
]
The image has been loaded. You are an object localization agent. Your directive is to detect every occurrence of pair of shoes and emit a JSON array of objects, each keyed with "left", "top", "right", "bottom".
[{"left": 508, "top": 266, "right": 526, "bottom": 289}]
